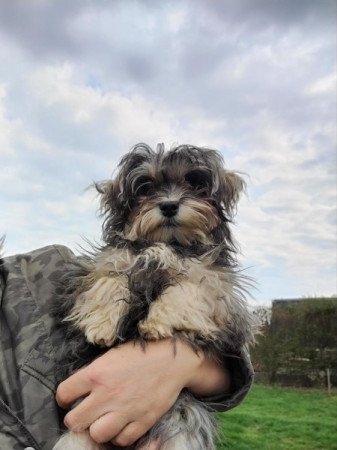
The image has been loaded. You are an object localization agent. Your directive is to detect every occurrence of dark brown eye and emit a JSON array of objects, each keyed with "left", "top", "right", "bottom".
[
  {"left": 185, "top": 169, "right": 212, "bottom": 192},
  {"left": 134, "top": 176, "right": 153, "bottom": 196}
]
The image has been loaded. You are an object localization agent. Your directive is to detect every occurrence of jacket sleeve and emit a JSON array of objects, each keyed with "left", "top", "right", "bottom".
[
  {"left": 198, "top": 346, "right": 254, "bottom": 412},
  {"left": 0, "top": 245, "right": 77, "bottom": 450}
]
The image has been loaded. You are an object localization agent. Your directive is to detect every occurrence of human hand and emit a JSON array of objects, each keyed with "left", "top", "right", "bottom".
[{"left": 56, "top": 339, "right": 230, "bottom": 447}]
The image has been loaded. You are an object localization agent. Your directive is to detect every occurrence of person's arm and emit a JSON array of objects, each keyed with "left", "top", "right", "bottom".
[{"left": 56, "top": 339, "right": 233, "bottom": 447}]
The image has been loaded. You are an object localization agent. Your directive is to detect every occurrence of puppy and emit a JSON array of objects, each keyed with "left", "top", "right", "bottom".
[{"left": 53, "top": 143, "right": 255, "bottom": 450}]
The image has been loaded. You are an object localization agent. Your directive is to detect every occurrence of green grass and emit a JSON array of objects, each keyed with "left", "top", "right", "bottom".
[{"left": 216, "top": 385, "right": 337, "bottom": 450}]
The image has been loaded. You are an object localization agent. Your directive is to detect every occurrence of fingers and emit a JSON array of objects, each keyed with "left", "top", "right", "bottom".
[
  {"left": 89, "top": 411, "right": 159, "bottom": 447},
  {"left": 110, "top": 411, "right": 160, "bottom": 448},
  {"left": 56, "top": 367, "right": 91, "bottom": 408},
  {"left": 110, "top": 422, "right": 149, "bottom": 447},
  {"left": 63, "top": 394, "right": 104, "bottom": 431},
  {"left": 89, "top": 412, "right": 130, "bottom": 444}
]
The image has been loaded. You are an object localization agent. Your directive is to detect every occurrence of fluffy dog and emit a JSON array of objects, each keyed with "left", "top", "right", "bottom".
[{"left": 53, "top": 143, "right": 255, "bottom": 450}]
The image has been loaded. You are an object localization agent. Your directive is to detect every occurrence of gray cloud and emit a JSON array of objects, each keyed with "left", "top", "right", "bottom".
[
  {"left": 202, "top": 0, "right": 336, "bottom": 30},
  {"left": 1, "top": 0, "right": 334, "bottom": 131},
  {"left": 1, "top": 0, "right": 334, "bottom": 57}
]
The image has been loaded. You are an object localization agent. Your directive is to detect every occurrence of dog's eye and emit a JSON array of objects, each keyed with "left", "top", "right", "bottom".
[
  {"left": 185, "top": 170, "right": 212, "bottom": 192},
  {"left": 134, "top": 176, "right": 153, "bottom": 196}
]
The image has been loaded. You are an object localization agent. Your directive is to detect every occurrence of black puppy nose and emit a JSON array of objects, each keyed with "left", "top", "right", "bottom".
[{"left": 160, "top": 201, "right": 179, "bottom": 217}]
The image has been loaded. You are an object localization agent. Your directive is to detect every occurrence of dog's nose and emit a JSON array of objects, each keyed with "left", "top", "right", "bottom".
[{"left": 160, "top": 201, "right": 179, "bottom": 217}]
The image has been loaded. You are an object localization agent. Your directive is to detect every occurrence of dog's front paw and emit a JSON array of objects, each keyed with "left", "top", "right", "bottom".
[
  {"left": 138, "top": 319, "right": 173, "bottom": 340},
  {"left": 67, "top": 275, "right": 130, "bottom": 347},
  {"left": 84, "top": 323, "right": 116, "bottom": 347},
  {"left": 97, "top": 338, "right": 114, "bottom": 347}
]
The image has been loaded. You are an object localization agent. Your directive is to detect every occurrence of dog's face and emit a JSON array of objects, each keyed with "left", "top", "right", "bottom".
[{"left": 97, "top": 144, "right": 245, "bottom": 247}]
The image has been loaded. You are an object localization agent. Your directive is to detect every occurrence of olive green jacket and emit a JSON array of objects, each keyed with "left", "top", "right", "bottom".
[{"left": 0, "top": 245, "right": 253, "bottom": 450}]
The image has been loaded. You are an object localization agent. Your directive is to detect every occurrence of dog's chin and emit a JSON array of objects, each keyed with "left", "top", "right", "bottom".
[{"left": 125, "top": 220, "right": 212, "bottom": 246}]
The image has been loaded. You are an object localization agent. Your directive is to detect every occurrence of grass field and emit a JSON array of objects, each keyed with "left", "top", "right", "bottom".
[{"left": 217, "top": 385, "right": 337, "bottom": 450}]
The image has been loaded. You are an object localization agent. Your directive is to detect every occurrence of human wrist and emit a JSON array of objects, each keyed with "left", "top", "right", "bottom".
[
  {"left": 185, "top": 352, "right": 231, "bottom": 397},
  {"left": 146, "top": 338, "right": 231, "bottom": 398},
  {"left": 170, "top": 339, "right": 205, "bottom": 388}
]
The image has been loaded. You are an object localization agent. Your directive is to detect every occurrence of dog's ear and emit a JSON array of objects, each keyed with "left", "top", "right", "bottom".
[
  {"left": 95, "top": 178, "right": 128, "bottom": 238},
  {"left": 219, "top": 170, "right": 246, "bottom": 217},
  {"left": 95, "top": 179, "right": 120, "bottom": 215}
]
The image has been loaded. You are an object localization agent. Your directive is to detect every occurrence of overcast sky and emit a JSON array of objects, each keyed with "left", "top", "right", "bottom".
[{"left": 0, "top": 0, "right": 336, "bottom": 303}]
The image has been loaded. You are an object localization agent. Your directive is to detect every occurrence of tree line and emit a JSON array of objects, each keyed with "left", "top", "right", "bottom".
[{"left": 251, "top": 297, "right": 337, "bottom": 388}]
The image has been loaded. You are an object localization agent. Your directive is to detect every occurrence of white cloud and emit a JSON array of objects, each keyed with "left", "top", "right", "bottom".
[{"left": 305, "top": 73, "right": 337, "bottom": 96}]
